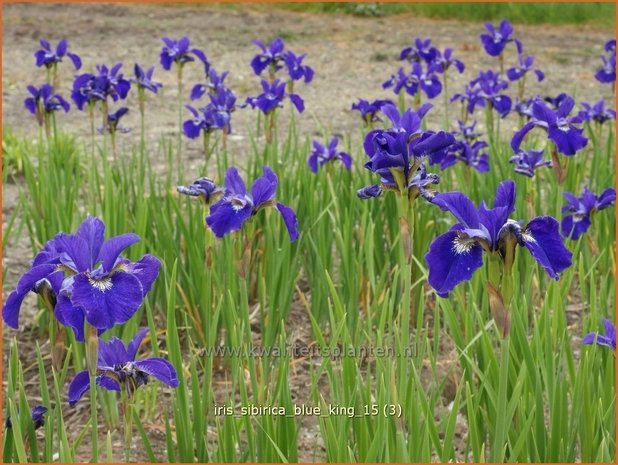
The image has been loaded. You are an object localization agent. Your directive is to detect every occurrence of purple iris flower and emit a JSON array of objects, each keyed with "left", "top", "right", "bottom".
[
  {"left": 513, "top": 97, "right": 535, "bottom": 120},
  {"left": 177, "top": 178, "right": 224, "bottom": 204},
  {"left": 595, "top": 44, "right": 616, "bottom": 84},
  {"left": 308, "top": 137, "right": 352, "bottom": 173},
  {"left": 358, "top": 105, "right": 454, "bottom": 201},
  {"left": 435, "top": 140, "right": 490, "bottom": 173},
  {"left": 383, "top": 62, "right": 443, "bottom": 99},
  {"left": 451, "top": 85, "right": 482, "bottom": 115},
  {"left": 183, "top": 105, "right": 220, "bottom": 139},
  {"left": 480, "top": 19, "right": 514, "bottom": 57},
  {"left": 243, "top": 79, "right": 304, "bottom": 115},
  {"left": 71, "top": 64, "right": 131, "bottom": 110},
  {"left": 426, "top": 180, "right": 572, "bottom": 297},
  {"left": 132, "top": 64, "right": 162, "bottom": 94},
  {"left": 434, "top": 48, "right": 465, "bottom": 74},
  {"left": 469, "top": 70, "right": 512, "bottom": 116},
  {"left": 34, "top": 38, "right": 81, "bottom": 70},
  {"left": 511, "top": 95, "right": 588, "bottom": 156},
  {"left": 184, "top": 87, "right": 235, "bottom": 138},
  {"left": 400, "top": 38, "right": 438, "bottom": 63},
  {"left": 99, "top": 107, "right": 130, "bottom": 135},
  {"left": 284, "top": 51, "right": 314, "bottom": 83},
  {"left": 68, "top": 328, "right": 179, "bottom": 406},
  {"left": 160, "top": 36, "right": 208, "bottom": 71},
  {"left": 544, "top": 93, "right": 570, "bottom": 110},
  {"left": 24, "top": 83, "right": 70, "bottom": 124},
  {"left": 5, "top": 405, "right": 48, "bottom": 430},
  {"left": 190, "top": 68, "right": 229, "bottom": 101},
  {"left": 561, "top": 187, "right": 616, "bottom": 240},
  {"left": 250, "top": 37, "right": 286, "bottom": 76},
  {"left": 351, "top": 98, "right": 394, "bottom": 124},
  {"left": 454, "top": 120, "right": 482, "bottom": 141},
  {"left": 206, "top": 167, "right": 299, "bottom": 241},
  {"left": 506, "top": 40, "right": 544, "bottom": 83},
  {"left": 2, "top": 217, "right": 161, "bottom": 341},
  {"left": 509, "top": 149, "right": 551, "bottom": 177},
  {"left": 582, "top": 319, "right": 616, "bottom": 350},
  {"left": 573, "top": 100, "right": 616, "bottom": 125}
]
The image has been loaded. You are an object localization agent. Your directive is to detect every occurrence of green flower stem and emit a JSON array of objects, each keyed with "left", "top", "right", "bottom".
[{"left": 85, "top": 322, "right": 99, "bottom": 462}]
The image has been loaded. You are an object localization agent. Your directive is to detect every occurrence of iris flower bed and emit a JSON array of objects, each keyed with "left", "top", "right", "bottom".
[{"left": 2, "top": 14, "right": 616, "bottom": 464}]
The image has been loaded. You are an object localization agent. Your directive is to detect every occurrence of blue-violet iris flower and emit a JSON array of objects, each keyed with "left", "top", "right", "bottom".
[
  {"left": 480, "top": 19, "right": 514, "bottom": 57},
  {"left": 1, "top": 217, "right": 161, "bottom": 341},
  {"left": 243, "top": 79, "right": 304, "bottom": 114},
  {"left": 561, "top": 187, "right": 616, "bottom": 240},
  {"left": 308, "top": 137, "right": 352, "bottom": 173},
  {"left": 506, "top": 40, "right": 544, "bottom": 82},
  {"left": 5, "top": 405, "right": 48, "bottom": 430},
  {"left": 509, "top": 149, "right": 551, "bottom": 177},
  {"left": 511, "top": 95, "right": 588, "bottom": 156},
  {"left": 425, "top": 180, "right": 572, "bottom": 297},
  {"left": 160, "top": 37, "right": 208, "bottom": 71},
  {"left": 582, "top": 319, "right": 616, "bottom": 350},
  {"left": 35, "top": 38, "right": 81, "bottom": 70},
  {"left": 24, "top": 83, "right": 70, "bottom": 125},
  {"left": 68, "top": 328, "right": 179, "bottom": 406},
  {"left": 206, "top": 167, "right": 299, "bottom": 241}
]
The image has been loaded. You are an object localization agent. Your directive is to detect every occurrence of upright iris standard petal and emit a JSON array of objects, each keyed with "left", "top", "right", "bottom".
[
  {"left": 251, "top": 166, "right": 278, "bottom": 207},
  {"left": 431, "top": 192, "right": 481, "bottom": 229},
  {"left": 425, "top": 229, "right": 485, "bottom": 298},
  {"left": 521, "top": 216, "right": 572, "bottom": 279}
]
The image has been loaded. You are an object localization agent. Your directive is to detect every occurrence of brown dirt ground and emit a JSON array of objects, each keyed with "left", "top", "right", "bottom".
[{"left": 2, "top": 3, "right": 614, "bottom": 462}]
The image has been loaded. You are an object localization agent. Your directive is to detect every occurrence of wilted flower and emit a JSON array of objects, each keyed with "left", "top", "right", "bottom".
[
  {"left": 561, "top": 187, "right": 616, "bottom": 240},
  {"left": 2, "top": 217, "right": 161, "bottom": 341},
  {"left": 308, "top": 137, "right": 352, "bottom": 173},
  {"left": 582, "top": 319, "right": 616, "bottom": 350},
  {"left": 480, "top": 19, "right": 514, "bottom": 57},
  {"left": 425, "top": 180, "right": 572, "bottom": 297},
  {"left": 243, "top": 79, "right": 304, "bottom": 115},
  {"left": 573, "top": 100, "right": 616, "bottom": 125},
  {"left": 5, "top": 405, "right": 48, "bottom": 430},
  {"left": 506, "top": 40, "right": 544, "bottom": 83},
  {"left": 400, "top": 38, "right": 438, "bottom": 63},
  {"left": 351, "top": 98, "right": 394, "bottom": 125},
  {"left": 24, "top": 83, "right": 70, "bottom": 126},
  {"left": 160, "top": 36, "right": 208, "bottom": 71},
  {"left": 68, "top": 328, "right": 179, "bottom": 406},
  {"left": 132, "top": 64, "right": 162, "bottom": 94},
  {"left": 35, "top": 38, "right": 81, "bottom": 70},
  {"left": 511, "top": 95, "right": 588, "bottom": 156},
  {"left": 177, "top": 177, "right": 224, "bottom": 204},
  {"left": 206, "top": 167, "right": 299, "bottom": 241},
  {"left": 509, "top": 149, "right": 551, "bottom": 177}
]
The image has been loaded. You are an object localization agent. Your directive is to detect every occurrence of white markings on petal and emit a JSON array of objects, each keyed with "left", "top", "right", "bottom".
[
  {"left": 89, "top": 277, "right": 113, "bottom": 292},
  {"left": 452, "top": 234, "right": 476, "bottom": 255},
  {"left": 521, "top": 230, "right": 537, "bottom": 244}
]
